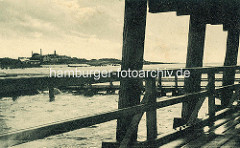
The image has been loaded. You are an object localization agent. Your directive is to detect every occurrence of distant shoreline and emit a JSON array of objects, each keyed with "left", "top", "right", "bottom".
[{"left": 0, "top": 57, "right": 177, "bottom": 69}]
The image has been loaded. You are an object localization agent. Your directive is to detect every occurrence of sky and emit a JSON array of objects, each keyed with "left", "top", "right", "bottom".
[{"left": 0, "top": 0, "right": 238, "bottom": 63}]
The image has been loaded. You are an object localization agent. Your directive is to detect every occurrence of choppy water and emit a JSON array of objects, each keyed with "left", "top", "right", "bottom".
[{"left": 0, "top": 63, "right": 236, "bottom": 147}]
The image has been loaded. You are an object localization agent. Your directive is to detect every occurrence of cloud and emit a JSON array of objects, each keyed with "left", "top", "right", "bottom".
[
  {"left": 0, "top": 0, "right": 124, "bottom": 40},
  {"left": 0, "top": 0, "right": 236, "bottom": 64},
  {"left": 0, "top": 0, "right": 125, "bottom": 59}
]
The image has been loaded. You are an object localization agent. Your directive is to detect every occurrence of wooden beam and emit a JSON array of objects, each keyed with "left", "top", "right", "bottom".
[
  {"left": 208, "top": 72, "right": 216, "bottom": 121},
  {"left": 221, "top": 29, "right": 240, "bottom": 107},
  {"left": 116, "top": 0, "right": 147, "bottom": 143},
  {"left": 182, "top": 14, "right": 206, "bottom": 122},
  {"left": 146, "top": 78, "right": 157, "bottom": 141}
]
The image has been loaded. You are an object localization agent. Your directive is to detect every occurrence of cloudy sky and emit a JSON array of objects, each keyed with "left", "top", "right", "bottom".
[{"left": 0, "top": 0, "right": 237, "bottom": 63}]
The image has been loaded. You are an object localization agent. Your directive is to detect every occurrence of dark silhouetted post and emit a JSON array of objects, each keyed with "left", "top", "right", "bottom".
[
  {"left": 146, "top": 78, "right": 157, "bottom": 141},
  {"left": 208, "top": 71, "right": 215, "bottom": 121},
  {"left": 221, "top": 29, "right": 239, "bottom": 107},
  {"left": 49, "top": 82, "right": 55, "bottom": 102},
  {"left": 182, "top": 14, "right": 206, "bottom": 122},
  {"left": 116, "top": 0, "right": 147, "bottom": 143}
]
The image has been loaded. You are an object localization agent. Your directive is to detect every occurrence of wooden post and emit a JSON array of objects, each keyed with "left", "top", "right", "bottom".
[
  {"left": 228, "top": 86, "right": 240, "bottom": 106},
  {"left": 119, "top": 78, "right": 156, "bottom": 148},
  {"left": 221, "top": 29, "right": 240, "bottom": 107},
  {"left": 146, "top": 78, "right": 157, "bottom": 141},
  {"left": 12, "top": 96, "right": 18, "bottom": 101},
  {"left": 116, "top": 0, "right": 147, "bottom": 143},
  {"left": 173, "top": 73, "right": 179, "bottom": 96},
  {"left": 157, "top": 75, "right": 162, "bottom": 89},
  {"left": 182, "top": 14, "right": 206, "bottom": 122},
  {"left": 107, "top": 81, "right": 115, "bottom": 94},
  {"left": 208, "top": 71, "right": 215, "bottom": 121},
  {"left": 48, "top": 82, "right": 55, "bottom": 102},
  {"left": 157, "top": 75, "right": 165, "bottom": 96},
  {"left": 118, "top": 78, "right": 157, "bottom": 148}
]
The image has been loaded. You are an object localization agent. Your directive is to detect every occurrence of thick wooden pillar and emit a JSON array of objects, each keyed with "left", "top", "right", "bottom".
[
  {"left": 221, "top": 29, "right": 240, "bottom": 107},
  {"left": 182, "top": 15, "right": 206, "bottom": 121},
  {"left": 116, "top": 0, "right": 147, "bottom": 143}
]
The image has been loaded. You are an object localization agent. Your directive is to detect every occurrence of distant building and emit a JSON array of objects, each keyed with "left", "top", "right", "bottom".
[
  {"left": 28, "top": 60, "right": 41, "bottom": 65},
  {"left": 18, "top": 57, "right": 40, "bottom": 65},
  {"left": 41, "top": 50, "right": 71, "bottom": 63},
  {"left": 19, "top": 49, "right": 72, "bottom": 65},
  {"left": 18, "top": 57, "right": 30, "bottom": 63},
  {"left": 42, "top": 54, "right": 58, "bottom": 63},
  {"left": 30, "top": 53, "right": 41, "bottom": 60}
]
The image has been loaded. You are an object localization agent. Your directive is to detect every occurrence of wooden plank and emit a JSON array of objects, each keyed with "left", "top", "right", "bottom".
[
  {"left": 116, "top": 0, "right": 147, "bottom": 142},
  {"left": 162, "top": 112, "right": 240, "bottom": 147},
  {"left": 212, "top": 117, "right": 240, "bottom": 146},
  {"left": 190, "top": 120, "right": 240, "bottom": 147},
  {"left": 103, "top": 107, "right": 240, "bottom": 148},
  {"left": 206, "top": 134, "right": 239, "bottom": 147},
  {"left": 147, "top": 107, "right": 240, "bottom": 147},
  {"left": 182, "top": 114, "right": 240, "bottom": 147},
  {"left": 221, "top": 134, "right": 240, "bottom": 147},
  {"left": 160, "top": 132, "right": 201, "bottom": 148}
]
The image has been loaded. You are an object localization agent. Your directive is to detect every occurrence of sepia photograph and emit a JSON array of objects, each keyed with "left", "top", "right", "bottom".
[{"left": 1, "top": 0, "right": 240, "bottom": 147}]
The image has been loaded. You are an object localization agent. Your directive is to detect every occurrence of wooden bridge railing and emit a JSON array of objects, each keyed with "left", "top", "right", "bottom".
[{"left": 1, "top": 66, "right": 240, "bottom": 147}]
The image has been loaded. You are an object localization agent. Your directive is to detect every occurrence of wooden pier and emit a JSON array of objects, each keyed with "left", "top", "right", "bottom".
[
  {"left": 1, "top": 0, "right": 240, "bottom": 147},
  {"left": 0, "top": 66, "right": 240, "bottom": 147}
]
